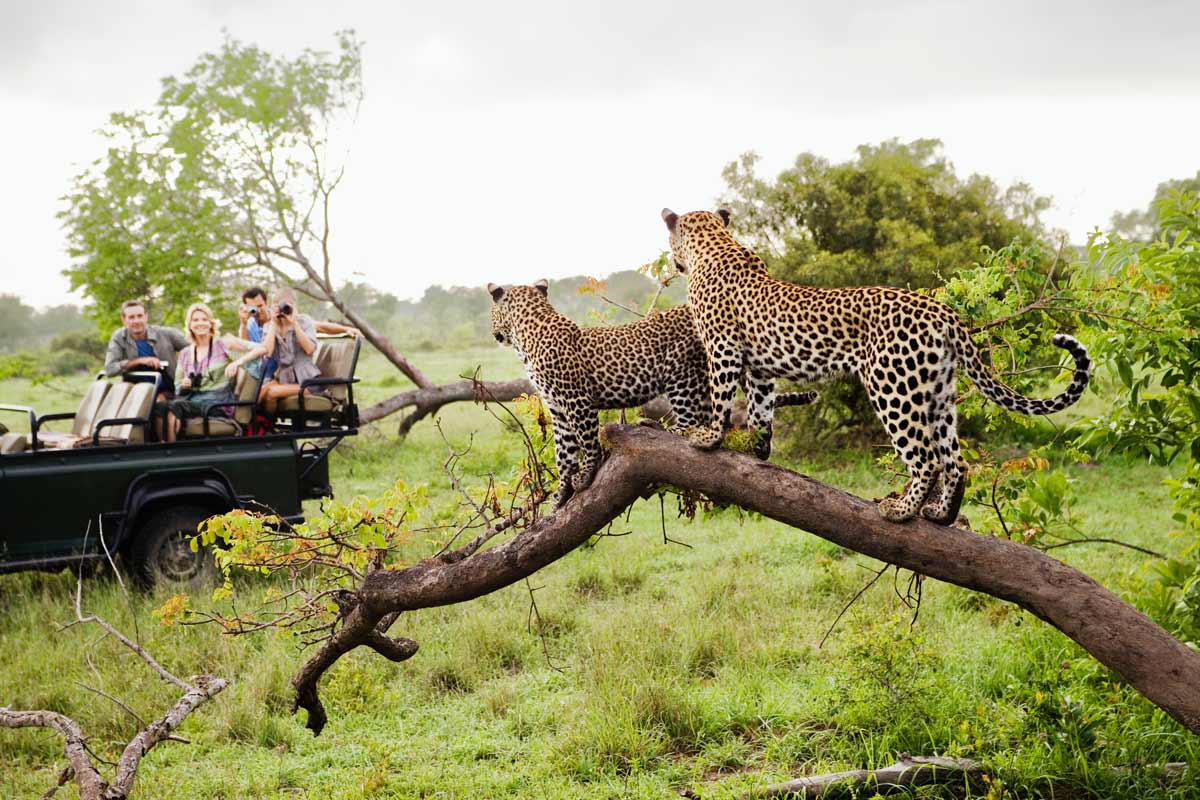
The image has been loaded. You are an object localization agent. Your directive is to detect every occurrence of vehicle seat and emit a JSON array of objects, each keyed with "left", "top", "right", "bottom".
[
  {"left": 0, "top": 432, "right": 26, "bottom": 454},
  {"left": 96, "top": 382, "right": 157, "bottom": 444},
  {"left": 277, "top": 335, "right": 360, "bottom": 425},
  {"left": 180, "top": 367, "right": 262, "bottom": 438},
  {"left": 31, "top": 380, "right": 111, "bottom": 449}
]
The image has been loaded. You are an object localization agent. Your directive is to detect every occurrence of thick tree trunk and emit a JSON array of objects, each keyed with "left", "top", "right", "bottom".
[{"left": 293, "top": 424, "right": 1200, "bottom": 737}]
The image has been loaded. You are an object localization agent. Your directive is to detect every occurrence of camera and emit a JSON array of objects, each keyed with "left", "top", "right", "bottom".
[
  {"left": 242, "top": 305, "right": 256, "bottom": 315},
  {"left": 187, "top": 372, "right": 204, "bottom": 391},
  {"left": 277, "top": 303, "right": 294, "bottom": 316}
]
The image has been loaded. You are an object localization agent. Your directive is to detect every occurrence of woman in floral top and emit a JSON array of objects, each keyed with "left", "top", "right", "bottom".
[{"left": 161, "top": 302, "right": 263, "bottom": 442}]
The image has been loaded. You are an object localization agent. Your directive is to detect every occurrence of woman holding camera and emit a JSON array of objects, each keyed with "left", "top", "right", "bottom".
[
  {"left": 258, "top": 288, "right": 321, "bottom": 420},
  {"left": 162, "top": 302, "right": 264, "bottom": 442}
]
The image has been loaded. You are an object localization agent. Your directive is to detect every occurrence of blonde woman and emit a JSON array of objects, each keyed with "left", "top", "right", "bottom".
[{"left": 161, "top": 303, "right": 264, "bottom": 441}]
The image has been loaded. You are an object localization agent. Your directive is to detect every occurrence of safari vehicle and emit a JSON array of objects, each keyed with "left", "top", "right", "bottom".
[{"left": 0, "top": 335, "right": 361, "bottom": 586}]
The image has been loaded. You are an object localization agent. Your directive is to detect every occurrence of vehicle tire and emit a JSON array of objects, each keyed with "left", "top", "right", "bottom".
[{"left": 130, "top": 506, "right": 218, "bottom": 589}]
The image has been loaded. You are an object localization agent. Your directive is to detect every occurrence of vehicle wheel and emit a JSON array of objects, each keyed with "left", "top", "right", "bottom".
[{"left": 130, "top": 506, "right": 218, "bottom": 589}]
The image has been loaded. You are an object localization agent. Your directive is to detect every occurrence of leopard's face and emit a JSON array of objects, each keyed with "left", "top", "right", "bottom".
[
  {"left": 490, "top": 301, "right": 513, "bottom": 347},
  {"left": 487, "top": 280, "right": 550, "bottom": 349},
  {"left": 661, "top": 208, "right": 731, "bottom": 275}
]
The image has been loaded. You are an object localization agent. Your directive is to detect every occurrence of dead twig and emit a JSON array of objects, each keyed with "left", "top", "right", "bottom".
[{"left": 820, "top": 562, "right": 891, "bottom": 649}]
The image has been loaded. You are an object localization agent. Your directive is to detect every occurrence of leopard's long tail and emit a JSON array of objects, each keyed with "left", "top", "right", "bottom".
[{"left": 950, "top": 326, "right": 1092, "bottom": 415}]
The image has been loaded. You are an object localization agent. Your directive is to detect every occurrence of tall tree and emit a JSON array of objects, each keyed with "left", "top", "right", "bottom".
[
  {"left": 0, "top": 295, "right": 36, "bottom": 350},
  {"left": 720, "top": 138, "right": 1050, "bottom": 289},
  {"left": 60, "top": 31, "right": 431, "bottom": 388}
]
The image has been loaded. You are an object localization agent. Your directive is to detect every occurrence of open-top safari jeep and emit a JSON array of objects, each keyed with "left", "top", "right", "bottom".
[{"left": 0, "top": 335, "right": 361, "bottom": 586}]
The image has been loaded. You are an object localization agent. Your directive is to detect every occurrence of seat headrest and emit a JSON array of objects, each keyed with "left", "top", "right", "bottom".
[{"left": 73, "top": 381, "right": 112, "bottom": 437}]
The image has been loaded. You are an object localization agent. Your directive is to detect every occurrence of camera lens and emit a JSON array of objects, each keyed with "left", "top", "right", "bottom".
[{"left": 278, "top": 303, "right": 293, "bottom": 316}]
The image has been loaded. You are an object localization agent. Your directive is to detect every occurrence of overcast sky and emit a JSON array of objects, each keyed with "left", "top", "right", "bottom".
[{"left": 3, "top": 0, "right": 1198, "bottom": 310}]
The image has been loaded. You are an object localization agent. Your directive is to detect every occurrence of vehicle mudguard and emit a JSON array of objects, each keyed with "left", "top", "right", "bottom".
[{"left": 117, "top": 468, "right": 239, "bottom": 548}]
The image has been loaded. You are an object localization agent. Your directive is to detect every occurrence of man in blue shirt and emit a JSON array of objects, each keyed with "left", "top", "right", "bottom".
[
  {"left": 238, "top": 287, "right": 362, "bottom": 383},
  {"left": 104, "top": 300, "right": 189, "bottom": 395},
  {"left": 239, "top": 287, "right": 277, "bottom": 380}
]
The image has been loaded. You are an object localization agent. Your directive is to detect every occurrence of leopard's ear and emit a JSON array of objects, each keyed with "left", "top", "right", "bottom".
[
  {"left": 661, "top": 208, "right": 679, "bottom": 231},
  {"left": 716, "top": 208, "right": 732, "bottom": 227},
  {"left": 487, "top": 283, "right": 505, "bottom": 303},
  {"left": 533, "top": 278, "right": 550, "bottom": 297}
]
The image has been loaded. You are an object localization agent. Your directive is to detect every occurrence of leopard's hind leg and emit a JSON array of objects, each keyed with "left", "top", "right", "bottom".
[
  {"left": 744, "top": 372, "right": 777, "bottom": 460},
  {"left": 862, "top": 355, "right": 940, "bottom": 523},
  {"left": 921, "top": 355, "right": 968, "bottom": 525}
]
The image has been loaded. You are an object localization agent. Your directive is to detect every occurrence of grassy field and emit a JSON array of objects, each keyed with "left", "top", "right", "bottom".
[{"left": 1, "top": 349, "right": 1197, "bottom": 798}]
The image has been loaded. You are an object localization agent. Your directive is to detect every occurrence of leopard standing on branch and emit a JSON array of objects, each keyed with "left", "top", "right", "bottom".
[
  {"left": 488, "top": 280, "right": 816, "bottom": 508},
  {"left": 659, "top": 208, "right": 1092, "bottom": 524}
]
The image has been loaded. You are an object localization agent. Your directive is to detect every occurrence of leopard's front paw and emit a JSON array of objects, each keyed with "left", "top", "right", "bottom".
[
  {"left": 551, "top": 482, "right": 574, "bottom": 510},
  {"left": 637, "top": 418, "right": 665, "bottom": 431},
  {"left": 878, "top": 496, "right": 917, "bottom": 523},
  {"left": 685, "top": 427, "right": 723, "bottom": 450}
]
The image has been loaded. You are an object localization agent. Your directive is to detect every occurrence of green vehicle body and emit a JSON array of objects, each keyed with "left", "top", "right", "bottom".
[
  {"left": 0, "top": 432, "right": 340, "bottom": 576},
  {"left": 1, "top": 337, "right": 360, "bottom": 582}
]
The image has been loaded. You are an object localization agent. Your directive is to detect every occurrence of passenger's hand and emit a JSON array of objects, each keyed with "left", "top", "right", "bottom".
[
  {"left": 237, "top": 305, "right": 250, "bottom": 323},
  {"left": 224, "top": 362, "right": 240, "bottom": 379},
  {"left": 346, "top": 327, "right": 362, "bottom": 339},
  {"left": 131, "top": 356, "right": 158, "bottom": 369},
  {"left": 179, "top": 377, "right": 193, "bottom": 391}
]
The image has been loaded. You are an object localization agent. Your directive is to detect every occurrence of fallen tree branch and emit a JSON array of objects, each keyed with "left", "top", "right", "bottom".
[
  {"left": 2, "top": 592, "right": 226, "bottom": 799},
  {"left": 359, "top": 377, "right": 535, "bottom": 430},
  {"left": 289, "top": 425, "right": 1200, "bottom": 737},
  {"left": 742, "top": 754, "right": 983, "bottom": 798}
]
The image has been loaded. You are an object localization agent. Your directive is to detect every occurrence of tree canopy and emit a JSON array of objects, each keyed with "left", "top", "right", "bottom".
[
  {"left": 60, "top": 31, "right": 363, "bottom": 335},
  {"left": 1110, "top": 170, "right": 1200, "bottom": 241},
  {"left": 720, "top": 138, "right": 1050, "bottom": 289}
]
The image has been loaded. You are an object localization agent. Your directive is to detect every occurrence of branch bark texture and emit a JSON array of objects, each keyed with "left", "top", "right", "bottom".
[
  {"left": 359, "top": 377, "right": 536, "bottom": 430},
  {"left": 294, "top": 424, "right": 1200, "bottom": 737},
  {"left": 744, "top": 754, "right": 983, "bottom": 798}
]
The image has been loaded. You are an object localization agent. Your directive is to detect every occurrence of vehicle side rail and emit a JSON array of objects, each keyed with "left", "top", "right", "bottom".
[
  {"left": 92, "top": 417, "right": 154, "bottom": 446},
  {"left": 0, "top": 403, "right": 36, "bottom": 433},
  {"left": 30, "top": 412, "right": 79, "bottom": 451}
]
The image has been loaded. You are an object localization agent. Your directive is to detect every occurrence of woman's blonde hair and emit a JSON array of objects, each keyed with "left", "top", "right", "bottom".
[{"left": 183, "top": 302, "right": 222, "bottom": 345}]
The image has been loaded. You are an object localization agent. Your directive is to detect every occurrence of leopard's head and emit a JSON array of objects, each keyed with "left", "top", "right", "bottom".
[
  {"left": 661, "top": 208, "right": 732, "bottom": 274},
  {"left": 487, "top": 279, "right": 550, "bottom": 348}
]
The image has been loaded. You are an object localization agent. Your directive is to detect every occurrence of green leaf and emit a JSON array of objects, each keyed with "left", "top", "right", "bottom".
[{"left": 1116, "top": 358, "right": 1134, "bottom": 390}]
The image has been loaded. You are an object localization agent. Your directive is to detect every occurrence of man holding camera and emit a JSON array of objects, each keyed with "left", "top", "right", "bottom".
[
  {"left": 239, "top": 286, "right": 362, "bottom": 342},
  {"left": 238, "top": 287, "right": 279, "bottom": 380},
  {"left": 104, "top": 299, "right": 188, "bottom": 399}
]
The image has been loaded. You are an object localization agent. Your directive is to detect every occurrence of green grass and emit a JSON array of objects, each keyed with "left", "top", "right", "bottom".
[{"left": 2, "top": 350, "right": 1198, "bottom": 798}]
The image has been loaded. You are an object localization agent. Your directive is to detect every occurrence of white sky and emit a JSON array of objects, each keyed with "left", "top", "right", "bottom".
[{"left": 2, "top": 0, "right": 1198, "bottom": 309}]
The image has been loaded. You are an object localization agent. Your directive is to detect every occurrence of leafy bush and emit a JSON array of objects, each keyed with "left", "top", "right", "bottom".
[
  {"left": 50, "top": 330, "right": 106, "bottom": 360},
  {"left": 1076, "top": 190, "right": 1200, "bottom": 639},
  {"left": 48, "top": 349, "right": 97, "bottom": 376},
  {"left": 0, "top": 352, "right": 45, "bottom": 380}
]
